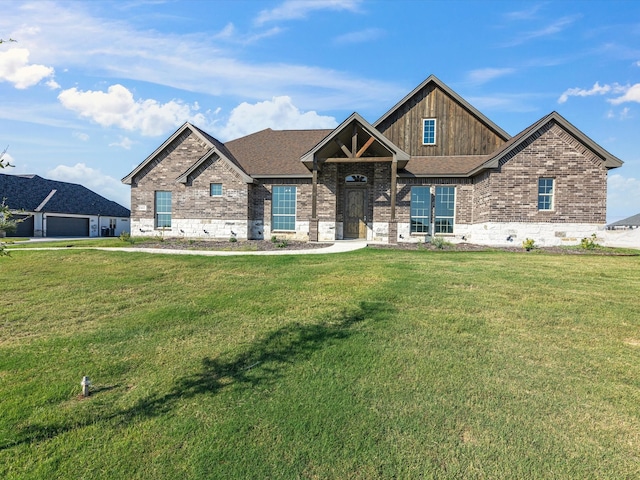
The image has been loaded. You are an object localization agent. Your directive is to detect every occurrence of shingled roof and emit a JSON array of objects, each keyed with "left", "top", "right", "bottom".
[
  {"left": 400, "top": 155, "right": 491, "bottom": 177},
  {"left": 608, "top": 213, "right": 640, "bottom": 228},
  {"left": 225, "top": 128, "right": 333, "bottom": 176},
  {"left": 0, "top": 174, "right": 130, "bottom": 217}
]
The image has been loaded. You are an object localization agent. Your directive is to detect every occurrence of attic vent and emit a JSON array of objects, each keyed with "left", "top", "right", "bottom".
[{"left": 345, "top": 174, "right": 367, "bottom": 183}]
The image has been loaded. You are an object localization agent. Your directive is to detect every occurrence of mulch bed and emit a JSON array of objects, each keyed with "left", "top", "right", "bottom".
[
  {"left": 128, "top": 238, "right": 636, "bottom": 255},
  {"left": 129, "top": 239, "right": 331, "bottom": 251}
]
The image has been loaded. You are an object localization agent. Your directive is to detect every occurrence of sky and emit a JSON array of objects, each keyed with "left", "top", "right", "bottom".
[{"left": 1, "top": 0, "right": 639, "bottom": 222}]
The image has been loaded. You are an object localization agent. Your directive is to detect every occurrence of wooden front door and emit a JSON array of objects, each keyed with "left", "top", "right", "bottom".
[{"left": 344, "top": 188, "right": 367, "bottom": 239}]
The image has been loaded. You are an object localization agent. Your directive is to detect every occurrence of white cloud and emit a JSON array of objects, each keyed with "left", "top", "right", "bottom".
[
  {"left": 504, "top": 4, "right": 544, "bottom": 21},
  {"left": 0, "top": 2, "right": 401, "bottom": 113},
  {"left": 0, "top": 47, "right": 55, "bottom": 89},
  {"left": 608, "top": 174, "right": 640, "bottom": 220},
  {"left": 72, "top": 131, "right": 89, "bottom": 141},
  {"left": 609, "top": 83, "right": 640, "bottom": 105},
  {"left": 109, "top": 136, "right": 134, "bottom": 150},
  {"left": 255, "top": 0, "right": 361, "bottom": 25},
  {"left": 333, "top": 28, "right": 384, "bottom": 45},
  {"left": 467, "top": 68, "right": 516, "bottom": 85},
  {"left": 47, "top": 163, "right": 130, "bottom": 208},
  {"left": 46, "top": 79, "right": 60, "bottom": 89},
  {"left": 558, "top": 82, "right": 612, "bottom": 104},
  {"left": 58, "top": 84, "right": 207, "bottom": 136},
  {"left": 503, "top": 15, "right": 581, "bottom": 47},
  {"left": 215, "top": 96, "right": 337, "bottom": 140}
]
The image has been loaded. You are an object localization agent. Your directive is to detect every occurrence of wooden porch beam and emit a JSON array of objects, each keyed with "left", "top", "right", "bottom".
[
  {"left": 334, "top": 138, "right": 353, "bottom": 158},
  {"left": 390, "top": 157, "right": 398, "bottom": 220},
  {"left": 352, "top": 124, "right": 358, "bottom": 159},
  {"left": 355, "top": 135, "right": 375, "bottom": 158},
  {"left": 311, "top": 158, "right": 318, "bottom": 218},
  {"left": 324, "top": 156, "right": 393, "bottom": 163}
]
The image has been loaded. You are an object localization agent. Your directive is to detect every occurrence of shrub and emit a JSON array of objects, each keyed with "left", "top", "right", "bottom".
[
  {"left": 229, "top": 237, "right": 238, "bottom": 243},
  {"left": 580, "top": 233, "right": 599, "bottom": 250},
  {"left": 522, "top": 238, "right": 536, "bottom": 251},
  {"left": 271, "top": 235, "right": 278, "bottom": 243},
  {"left": 276, "top": 239, "right": 288, "bottom": 248},
  {"left": 0, "top": 198, "right": 20, "bottom": 235},
  {"left": 119, "top": 231, "right": 134, "bottom": 244},
  {"left": 432, "top": 236, "right": 453, "bottom": 250}
]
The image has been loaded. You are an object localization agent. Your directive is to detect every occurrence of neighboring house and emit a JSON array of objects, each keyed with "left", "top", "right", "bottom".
[
  {"left": 607, "top": 213, "right": 640, "bottom": 230},
  {"left": 0, "top": 173, "right": 130, "bottom": 237},
  {"left": 122, "top": 75, "right": 623, "bottom": 246}
]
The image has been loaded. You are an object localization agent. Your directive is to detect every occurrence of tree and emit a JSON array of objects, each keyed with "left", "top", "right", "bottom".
[
  {"left": 0, "top": 146, "right": 12, "bottom": 169},
  {"left": 0, "top": 38, "right": 16, "bottom": 255}
]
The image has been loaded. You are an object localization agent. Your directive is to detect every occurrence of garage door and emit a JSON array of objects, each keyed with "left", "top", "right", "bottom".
[
  {"left": 47, "top": 217, "right": 89, "bottom": 237},
  {"left": 8, "top": 215, "right": 34, "bottom": 237}
]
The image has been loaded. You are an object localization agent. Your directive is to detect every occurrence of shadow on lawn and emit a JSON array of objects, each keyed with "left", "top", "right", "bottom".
[
  {"left": 3, "top": 300, "right": 394, "bottom": 450},
  {"left": 115, "top": 300, "right": 394, "bottom": 421}
]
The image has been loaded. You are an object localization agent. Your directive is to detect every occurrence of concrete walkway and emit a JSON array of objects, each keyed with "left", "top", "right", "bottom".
[{"left": 8, "top": 240, "right": 369, "bottom": 256}]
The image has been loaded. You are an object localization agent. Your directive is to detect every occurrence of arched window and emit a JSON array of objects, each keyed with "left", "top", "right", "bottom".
[{"left": 345, "top": 174, "right": 367, "bottom": 183}]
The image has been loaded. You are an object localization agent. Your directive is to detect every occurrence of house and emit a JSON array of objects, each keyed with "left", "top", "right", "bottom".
[
  {"left": 607, "top": 213, "right": 640, "bottom": 230},
  {"left": 122, "top": 75, "right": 623, "bottom": 246},
  {"left": 604, "top": 213, "right": 640, "bottom": 249},
  {"left": 0, "top": 173, "right": 130, "bottom": 237}
]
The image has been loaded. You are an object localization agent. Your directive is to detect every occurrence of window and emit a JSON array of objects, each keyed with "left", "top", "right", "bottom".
[
  {"left": 345, "top": 174, "right": 367, "bottom": 183},
  {"left": 155, "top": 191, "right": 172, "bottom": 228},
  {"left": 411, "top": 186, "right": 456, "bottom": 234},
  {"left": 538, "top": 178, "right": 554, "bottom": 211},
  {"left": 434, "top": 186, "right": 455, "bottom": 234},
  {"left": 210, "top": 183, "right": 222, "bottom": 196},
  {"left": 410, "top": 186, "right": 431, "bottom": 233},
  {"left": 422, "top": 118, "right": 436, "bottom": 145},
  {"left": 272, "top": 186, "right": 296, "bottom": 231}
]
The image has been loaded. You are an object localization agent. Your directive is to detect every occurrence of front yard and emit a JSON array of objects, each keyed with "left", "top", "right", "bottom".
[{"left": 1, "top": 248, "right": 639, "bottom": 478}]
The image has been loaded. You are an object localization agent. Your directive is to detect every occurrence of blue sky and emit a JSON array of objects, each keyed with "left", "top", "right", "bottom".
[{"left": 1, "top": 0, "right": 639, "bottom": 222}]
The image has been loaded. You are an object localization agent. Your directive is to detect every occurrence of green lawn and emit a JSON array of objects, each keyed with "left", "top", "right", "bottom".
[{"left": 1, "top": 248, "right": 639, "bottom": 479}]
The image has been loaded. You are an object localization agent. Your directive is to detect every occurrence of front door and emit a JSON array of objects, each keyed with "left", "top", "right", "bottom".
[{"left": 344, "top": 188, "right": 367, "bottom": 239}]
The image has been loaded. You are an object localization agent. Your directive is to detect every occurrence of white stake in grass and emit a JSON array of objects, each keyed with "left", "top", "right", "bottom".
[{"left": 81, "top": 376, "right": 91, "bottom": 397}]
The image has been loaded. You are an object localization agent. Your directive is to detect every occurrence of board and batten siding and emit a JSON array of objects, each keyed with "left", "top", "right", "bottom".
[{"left": 377, "top": 84, "right": 506, "bottom": 156}]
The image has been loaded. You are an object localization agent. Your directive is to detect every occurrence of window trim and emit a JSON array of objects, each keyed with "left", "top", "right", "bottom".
[
  {"left": 538, "top": 178, "right": 555, "bottom": 211},
  {"left": 422, "top": 118, "right": 437, "bottom": 146},
  {"left": 271, "top": 185, "right": 297, "bottom": 232},
  {"left": 154, "top": 190, "right": 172, "bottom": 229},
  {"left": 210, "top": 183, "right": 223, "bottom": 196}
]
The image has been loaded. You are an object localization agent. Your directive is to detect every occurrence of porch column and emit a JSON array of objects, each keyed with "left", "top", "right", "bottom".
[
  {"left": 309, "top": 158, "right": 319, "bottom": 242},
  {"left": 388, "top": 156, "right": 398, "bottom": 243},
  {"left": 390, "top": 156, "right": 397, "bottom": 220}
]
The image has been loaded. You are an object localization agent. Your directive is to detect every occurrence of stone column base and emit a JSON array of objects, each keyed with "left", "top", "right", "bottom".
[
  {"left": 388, "top": 220, "right": 398, "bottom": 244},
  {"left": 309, "top": 218, "right": 319, "bottom": 242}
]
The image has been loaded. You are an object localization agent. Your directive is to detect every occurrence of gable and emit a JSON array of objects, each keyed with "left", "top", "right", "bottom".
[
  {"left": 374, "top": 75, "right": 509, "bottom": 157},
  {"left": 122, "top": 122, "right": 252, "bottom": 187},
  {"left": 300, "top": 112, "right": 409, "bottom": 167},
  {"left": 480, "top": 112, "right": 623, "bottom": 172}
]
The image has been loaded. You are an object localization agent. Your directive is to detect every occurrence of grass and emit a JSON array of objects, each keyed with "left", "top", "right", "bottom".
[{"left": 1, "top": 248, "right": 640, "bottom": 478}]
